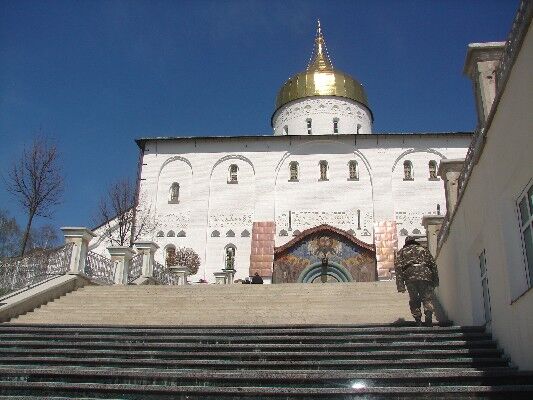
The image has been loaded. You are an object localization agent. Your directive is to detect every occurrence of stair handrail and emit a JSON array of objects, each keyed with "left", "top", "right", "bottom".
[
  {"left": 128, "top": 253, "right": 143, "bottom": 284},
  {"left": 0, "top": 242, "right": 75, "bottom": 296},
  {"left": 153, "top": 261, "right": 178, "bottom": 285},
  {"left": 85, "top": 251, "right": 116, "bottom": 285}
]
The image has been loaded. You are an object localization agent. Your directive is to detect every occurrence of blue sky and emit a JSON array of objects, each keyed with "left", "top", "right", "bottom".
[{"left": 0, "top": 0, "right": 519, "bottom": 233}]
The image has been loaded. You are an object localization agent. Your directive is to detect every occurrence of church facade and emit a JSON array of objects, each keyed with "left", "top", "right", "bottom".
[{"left": 90, "top": 23, "right": 471, "bottom": 283}]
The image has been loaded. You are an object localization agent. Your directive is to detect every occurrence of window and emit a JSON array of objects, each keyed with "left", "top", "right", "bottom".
[
  {"left": 293, "top": 229, "right": 301, "bottom": 236},
  {"left": 357, "top": 209, "right": 361, "bottom": 230},
  {"left": 283, "top": 125, "right": 288, "bottom": 135},
  {"left": 399, "top": 228, "right": 408, "bottom": 236},
  {"left": 356, "top": 124, "right": 361, "bottom": 134},
  {"left": 319, "top": 160, "right": 328, "bottom": 181},
  {"left": 228, "top": 164, "right": 238, "bottom": 183},
  {"left": 333, "top": 118, "right": 339, "bottom": 134},
  {"left": 412, "top": 228, "right": 421, "bottom": 235},
  {"left": 167, "top": 230, "right": 175, "bottom": 237},
  {"left": 226, "top": 230, "right": 235, "bottom": 238},
  {"left": 306, "top": 118, "right": 312, "bottom": 135},
  {"left": 403, "top": 160, "right": 413, "bottom": 180},
  {"left": 177, "top": 230, "right": 186, "bottom": 237},
  {"left": 211, "top": 230, "right": 220, "bottom": 238},
  {"left": 347, "top": 229, "right": 355, "bottom": 236},
  {"left": 289, "top": 161, "right": 299, "bottom": 181},
  {"left": 156, "top": 231, "right": 164, "bottom": 237},
  {"left": 518, "top": 182, "right": 533, "bottom": 286},
  {"left": 348, "top": 160, "right": 359, "bottom": 180},
  {"left": 165, "top": 245, "right": 176, "bottom": 267},
  {"left": 169, "top": 182, "right": 180, "bottom": 203},
  {"left": 479, "top": 250, "right": 492, "bottom": 324},
  {"left": 279, "top": 229, "right": 288, "bottom": 237},
  {"left": 225, "top": 245, "right": 236, "bottom": 270},
  {"left": 437, "top": 204, "right": 441, "bottom": 215},
  {"left": 241, "top": 229, "right": 250, "bottom": 237},
  {"left": 429, "top": 160, "right": 438, "bottom": 180}
]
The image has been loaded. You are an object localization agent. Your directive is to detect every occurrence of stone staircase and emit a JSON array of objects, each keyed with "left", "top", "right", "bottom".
[
  {"left": 10, "top": 281, "right": 414, "bottom": 325},
  {"left": 0, "top": 324, "right": 532, "bottom": 398},
  {"left": 0, "top": 282, "right": 532, "bottom": 398}
]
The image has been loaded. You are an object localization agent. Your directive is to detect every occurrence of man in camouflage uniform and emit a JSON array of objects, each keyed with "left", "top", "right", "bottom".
[{"left": 395, "top": 237, "right": 439, "bottom": 326}]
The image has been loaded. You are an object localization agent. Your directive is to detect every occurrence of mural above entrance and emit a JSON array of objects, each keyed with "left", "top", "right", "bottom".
[{"left": 272, "top": 224, "right": 376, "bottom": 284}]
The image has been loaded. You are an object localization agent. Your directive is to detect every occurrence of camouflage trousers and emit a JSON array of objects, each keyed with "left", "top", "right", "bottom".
[{"left": 406, "top": 281, "right": 434, "bottom": 319}]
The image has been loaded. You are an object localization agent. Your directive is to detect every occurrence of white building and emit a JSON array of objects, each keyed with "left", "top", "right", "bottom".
[
  {"left": 431, "top": 0, "right": 533, "bottom": 369},
  {"left": 90, "top": 22, "right": 471, "bottom": 283}
]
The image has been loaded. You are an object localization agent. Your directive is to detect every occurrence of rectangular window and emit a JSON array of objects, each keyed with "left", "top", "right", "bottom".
[
  {"left": 479, "top": 250, "right": 491, "bottom": 324},
  {"left": 517, "top": 181, "right": 533, "bottom": 287}
]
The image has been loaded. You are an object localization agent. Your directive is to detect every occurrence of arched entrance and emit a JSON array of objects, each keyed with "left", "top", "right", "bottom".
[
  {"left": 297, "top": 261, "right": 353, "bottom": 283},
  {"left": 272, "top": 224, "right": 377, "bottom": 284}
]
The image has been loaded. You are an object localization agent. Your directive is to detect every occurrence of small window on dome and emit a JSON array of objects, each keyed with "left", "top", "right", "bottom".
[
  {"left": 306, "top": 119, "right": 312, "bottom": 135},
  {"left": 333, "top": 118, "right": 339, "bottom": 134}
]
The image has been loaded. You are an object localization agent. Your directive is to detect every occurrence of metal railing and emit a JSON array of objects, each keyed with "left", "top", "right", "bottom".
[
  {"left": 0, "top": 243, "right": 74, "bottom": 296},
  {"left": 128, "top": 253, "right": 143, "bottom": 284},
  {"left": 85, "top": 251, "right": 116, "bottom": 285},
  {"left": 153, "top": 261, "right": 177, "bottom": 285}
]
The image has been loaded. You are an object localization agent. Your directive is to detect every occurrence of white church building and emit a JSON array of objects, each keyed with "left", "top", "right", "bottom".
[{"left": 90, "top": 22, "right": 471, "bottom": 283}]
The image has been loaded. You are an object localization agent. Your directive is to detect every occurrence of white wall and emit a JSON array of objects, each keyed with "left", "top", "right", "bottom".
[
  {"left": 127, "top": 133, "right": 470, "bottom": 283},
  {"left": 435, "top": 28, "right": 533, "bottom": 369}
]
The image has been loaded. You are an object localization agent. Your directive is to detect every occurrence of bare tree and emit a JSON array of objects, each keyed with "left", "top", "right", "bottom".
[
  {"left": 5, "top": 137, "right": 63, "bottom": 256},
  {"left": 167, "top": 247, "right": 200, "bottom": 275},
  {"left": 94, "top": 178, "right": 154, "bottom": 247},
  {"left": 0, "top": 209, "right": 21, "bottom": 259},
  {"left": 28, "top": 224, "right": 60, "bottom": 251}
]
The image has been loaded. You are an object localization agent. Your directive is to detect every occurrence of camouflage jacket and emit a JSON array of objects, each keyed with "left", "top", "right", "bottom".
[{"left": 395, "top": 243, "right": 439, "bottom": 291}]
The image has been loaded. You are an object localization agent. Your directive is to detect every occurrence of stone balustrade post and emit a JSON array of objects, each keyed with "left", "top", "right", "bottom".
[
  {"left": 61, "top": 227, "right": 96, "bottom": 275},
  {"left": 108, "top": 247, "right": 135, "bottom": 285},
  {"left": 169, "top": 266, "right": 189, "bottom": 285},
  {"left": 133, "top": 241, "right": 159, "bottom": 278},
  {"left": 223, "top": 268, "right": 235, "bottom": 284},
  {"left": 214, "top": 272, "right": 226, "bottom": 284},
  {"left": 438, "top": 159, "right": 466, "bottom": 216},
  {"left": 422, "top": 215, "right": 445, "bottom": 257}
]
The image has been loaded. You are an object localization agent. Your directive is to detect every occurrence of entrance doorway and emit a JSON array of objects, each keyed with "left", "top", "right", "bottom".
[{"left": 297, "top": 261, "right": 353, "bottom": 283}]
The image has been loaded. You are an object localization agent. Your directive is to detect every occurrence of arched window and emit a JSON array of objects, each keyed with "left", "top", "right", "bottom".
[
  {"left": 347, "top": 229, "right": 355, "bottom": 236},
  {"left": 169, "top": 182, "right": 180, "bottom": 203},
  {"left": 403, "top": 160, "right": 413, "bottom": 180},
  {"left": 279, "top": 229, "right": 288, "bottom": 237},
  {"left": 283, "top": 125, "right": 288, "bottom": 135},
  {"left": 293, "top": 229, "right": 301, "bottom": 236},
  {"left": 225, "top": 245, "right": 236, "bottom": 270},
  {"left": 333, "top": 118, "right": 339, "bottom": 134},
  {"left": 437, "top": 204, "right": 441, "bottom": 215},
  {"left": 413, "top": 228, "right": 421, "bottom": 235},
  {"left": 226, "top": 230, "right": 235, "bottom": 238},
  {"left": 165, "top": 245, "right": 176, "bottom": 267},
  {"left": 156, "top": 231, "right": 164, "bottom": 237},
  {"left": 167, "top": 230, "right": 175, "bottom": 237},
  {"left": 289, "top": 161, "right": 299, "bottom": 181},
  {"left": 211, "top": 230, "right": 220, "bottom": 238},
  {"left": 319, "top": 160, "right": 328, "bottom": 181},
  {"left": 428, "top": 160, "right": 438, "bottom": 180},
  {"left": 241, "top": 229, "right": 250, "bottom": 237},
  {"left": 399, "top": 228, "right": 408, "bottom": 236},
  {"left": 228, "top": 164, "right": 238, "bottom": 183},
  {"left": 348, "top": 160, "right": 359, "bottom": 180},
  {"left": 177, "top": 230, "right": 186, "bottom": 237},
  {"left": 306, "top": 118, "right": 312, "bottom": 135}
]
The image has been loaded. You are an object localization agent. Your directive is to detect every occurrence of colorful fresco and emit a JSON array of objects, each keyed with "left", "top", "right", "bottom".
[{"left": 273, "top": 225, "right": 376, "bottom": 283}]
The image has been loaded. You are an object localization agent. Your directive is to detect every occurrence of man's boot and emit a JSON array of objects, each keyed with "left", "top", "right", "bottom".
[
  {"left": 424, "top": 312, "right": 433, "bottom": 327},
  {"left": 414, "top": 317, "right": 422, "bottom": 327}
]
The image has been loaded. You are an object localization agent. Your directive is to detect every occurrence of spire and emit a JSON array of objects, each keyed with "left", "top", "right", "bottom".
[{"left": 307, "top": 19, "right": 333, "bottom": 71}]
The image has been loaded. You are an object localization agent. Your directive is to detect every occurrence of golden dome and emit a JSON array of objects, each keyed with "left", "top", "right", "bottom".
[{"left": 274, "top": 21, "right": 370, "bottom": 115}]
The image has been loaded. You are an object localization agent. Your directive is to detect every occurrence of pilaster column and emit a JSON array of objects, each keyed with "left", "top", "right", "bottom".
[
  {"left": 133, "top": 241, "right": 159, "bottom": 278},
  {"left": 438, "top": 159, "right": 465, "bottom": 216},
  {"left": 61, "top": 227, "right": 96, "bottom": 275},
  {"left": 108, "top": 247, "right": 135, "bottom": 285},
  {"left": 422, "top": 215, "right": 445, "bottom": 257}
]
